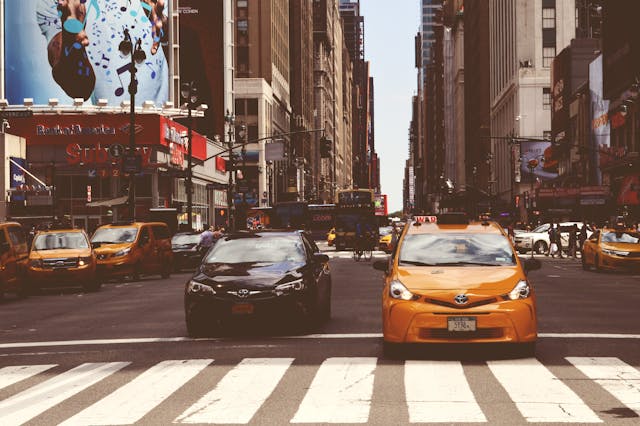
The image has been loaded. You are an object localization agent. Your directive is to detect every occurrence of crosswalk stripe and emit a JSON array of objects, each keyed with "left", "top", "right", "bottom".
[
  {"left": 0, "top": 362, "right": 129, "bottom": 426},
  {"left": 487, "top": 358, "right": 602, "bottom": 423},
  {"left": 0, "top": 365, "right": 57, "bottom": 391},
  {"left": 405, "top": 361, "right": 487, "bottom": 423},
  {"left": 291, "top": 357, "right": 377, "bottom": 423},
  {"left": 60, "top": 359, "right": 212, "bottom": 426},
  {"left": 566, "top": 357, "right": 640, "bottom": 415},
  {"left": 176, "top": 358, "right": 293, "bottom": 424}
]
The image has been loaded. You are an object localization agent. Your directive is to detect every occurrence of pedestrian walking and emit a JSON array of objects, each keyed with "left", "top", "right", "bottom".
[
  {"left": 554, "top": 223, "right": 564, "bottom": 258},
  {"left": 578, "top": 223, "right": 588, "bottom": 256},
  {"left": 546, "top": 221, "right": 556, "bottom": 256},
  {"left": 197, "top": 224, "right": 215, "bottom": 254},
  {"left": 567, "top": 224, "right": 578, "bottom": 258}
]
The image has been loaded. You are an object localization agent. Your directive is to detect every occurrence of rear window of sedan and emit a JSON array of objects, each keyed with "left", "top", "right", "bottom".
[
  {"left": 399, "top": 233, "right": 516, "bottom": 266},
  {"left": 204, "top": 236, "right": 306, "bottom": 264}
]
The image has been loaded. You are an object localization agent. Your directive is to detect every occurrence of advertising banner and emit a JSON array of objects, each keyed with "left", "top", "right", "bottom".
[
  {"left": 589, "top": 55, "right": 610, "bottom": 184},
  {"left": 520, "top": 141, "right": 559, "bottom": 183},
  {"left": 9, "top": 157, "right": 27, "bottom": 189},
  {"left": 5, "top": 0, "right": 171, "bottom": 106}
]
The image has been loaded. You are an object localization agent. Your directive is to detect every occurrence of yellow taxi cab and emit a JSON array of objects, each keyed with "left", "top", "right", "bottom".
[
  {"left": 0, "top": 222, "right": 30, "bottom": 297},
  {"left": 582, "top": 226, "right": 640, "bottom": 272},
  {"left": 27, "top": 227, "right": 99, "bottom": 292},
  {"left": 327, "top": 228, "right": 336, "bottom": 246},
  {"left": 91, "top": 221, "right": 173, "bottom": 281},
  {"left": 378, "top": 226, "right": 394, "bottom": 253},
  {"left": 373, "top": 213, "right": 541, "bottom": 357}
]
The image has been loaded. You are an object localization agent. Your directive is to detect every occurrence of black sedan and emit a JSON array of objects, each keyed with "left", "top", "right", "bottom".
[
  {"left": 172, "top": 232, "right": 206, "bottom": 271},
  {"left": 184, "top": 230, "right": 331, "bottom": 337}
]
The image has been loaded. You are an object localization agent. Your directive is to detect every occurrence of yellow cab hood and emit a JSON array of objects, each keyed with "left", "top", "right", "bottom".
[
  {"left": 30, "top": 248, "right": 92, "bottom": 259},
  {"left": 396, "top": 266, "right": 522, "bottom": 293},
  {"left": 93, "top": 242, "right": 133, "bottom": 254}
]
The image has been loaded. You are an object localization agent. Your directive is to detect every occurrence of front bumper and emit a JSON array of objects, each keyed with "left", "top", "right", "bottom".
[
  {"left": 383, "top": 298, "right": 537, "bottom": 344},
  {"left": 28, "top": 265, "right": 96, "bottom": 286},
  {"left": 96, "top": 257, "right": 136, "bottom": 278}
]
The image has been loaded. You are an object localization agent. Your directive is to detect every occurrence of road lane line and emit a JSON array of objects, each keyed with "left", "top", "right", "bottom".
[
  {"left": 487, "top": 358, "right": 602, "bottom": 423},
  {"left": 1, "top": 332, "right": 640, "bottom": 349},
  {"left": 0, "top": 362, "right": 129, "bottom": 426},
  {"left": 405, "top": 360, "right": 487, "bottom": 423},
  {"left": 0, "top": 365, "right": 57, "bottom": 390},
  {"left": 60, "top": 359, "right": 212, "bottom": 426},
  {"left": 566, "top": 357, "right": 640, "bottom": 415},
  {"left": 176, "top": 358, "right": 293, "bottom": 424},
  {"left": 291, "top": 357, "right": 377, "bottom": 423}
]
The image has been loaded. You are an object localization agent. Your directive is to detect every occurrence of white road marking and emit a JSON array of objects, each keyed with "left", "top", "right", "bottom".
[
  {"left": 0, "top": 362, "right": 129, "bottom": 426},
  {"left": 1, "top": 332, "right": 640, "bottom": 350},
  {"left": 176, "top": 358, "right": 293, "bottom": 424},
  {"left": 291, "top": 357, "right": 377, "bottom": 423},
  {"left": 0, "top": 365, "right": 57, "bottom": 390},
  {"left": 566, "top": 357, "right": 640, "bottom": 415},
  {"left": 488, "top": 358, "right": 602, "bottom": 423},
  {"left": 405, "top": 360, "right": 486, "bottom": 423},
  {"left": 60, "top": 359, "right": 212, "bottom": 426}
]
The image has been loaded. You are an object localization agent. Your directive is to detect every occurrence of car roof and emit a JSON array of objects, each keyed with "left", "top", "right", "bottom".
[
  {"left": 36, "top": 228, "right": 85, "bottom": 235},
  {"left": 406, "top": 221, "right": 505, "bottom": 235}
]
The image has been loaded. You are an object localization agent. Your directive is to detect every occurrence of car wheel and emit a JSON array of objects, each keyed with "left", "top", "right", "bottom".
[
  {"left": 534, "top": 241, "right": 547, "bottom": 255},
  {"left": 382, "top": 341, "right": 405, "bottom": 359}
]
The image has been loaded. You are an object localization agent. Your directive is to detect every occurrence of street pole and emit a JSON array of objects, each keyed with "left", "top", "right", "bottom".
[
  {"left": 186, "top": 105, "right": 193, "bottom": 230},
  {"left": 225, "top": 110, "right": 235, "bottom": 231}
]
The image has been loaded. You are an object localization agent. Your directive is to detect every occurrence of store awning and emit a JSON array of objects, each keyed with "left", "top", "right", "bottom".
[{"left": 86, "top": 196, "right": 129, "bottom": 207}]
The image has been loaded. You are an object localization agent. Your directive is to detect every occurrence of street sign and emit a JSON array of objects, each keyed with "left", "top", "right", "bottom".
[
  {"left": 121, "top": 153, "right": 142, "bottom": 174},
  {"left": 109, "top": 143, "right": 125, "bottom": 158}
]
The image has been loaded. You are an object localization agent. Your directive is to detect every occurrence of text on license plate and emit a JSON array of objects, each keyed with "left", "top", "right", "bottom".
[
  {"left": 447, "top": 316, "right": 477, "bottom": 332},
  {"left": 231, "top": 303, "right": 254, "bottom": 315}
]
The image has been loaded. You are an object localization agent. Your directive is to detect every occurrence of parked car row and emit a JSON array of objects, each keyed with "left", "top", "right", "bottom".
[{"left": 0, "top": 220, "right": 174, "bottom": 297}]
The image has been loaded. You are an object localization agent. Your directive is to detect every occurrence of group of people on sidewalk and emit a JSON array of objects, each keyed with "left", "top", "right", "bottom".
[{"left": 545, "top": 222, "right": 588, "bottom": 258}]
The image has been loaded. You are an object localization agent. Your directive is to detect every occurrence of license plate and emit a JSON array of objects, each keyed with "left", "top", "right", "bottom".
[
  {"left": 231, "top": 303, "right": 254, "bottom": 315},
  {"left": 447, "top": 316, "right": 476, "bottom": 332}
]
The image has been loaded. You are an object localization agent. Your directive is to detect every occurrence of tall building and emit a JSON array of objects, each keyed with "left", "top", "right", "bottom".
[{"left": 421, "top": 0, "right": 443, "bottom": 78}]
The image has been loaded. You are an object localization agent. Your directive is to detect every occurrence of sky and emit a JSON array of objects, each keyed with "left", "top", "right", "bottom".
[{"left": 359, "top": 1, "right": 419, "bottom": 213}]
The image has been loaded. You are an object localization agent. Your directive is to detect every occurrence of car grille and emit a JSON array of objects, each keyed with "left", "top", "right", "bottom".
[
  {"left": 423, "top": 297, "right": 499, "bottom": 309},
  {"left": 42, "top": 257, "right": 78, "bottom": 269},
  {"left": 420, "top": 328, "right": 504, "bottom": 339}
]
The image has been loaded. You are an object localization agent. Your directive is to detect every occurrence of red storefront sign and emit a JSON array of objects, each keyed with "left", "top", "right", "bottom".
[
  {"left": 216, "top": 156, "right": 226, "bottom": 173},
  {"left": 7, "top": 113, "right": 207, "bottom": 162}
]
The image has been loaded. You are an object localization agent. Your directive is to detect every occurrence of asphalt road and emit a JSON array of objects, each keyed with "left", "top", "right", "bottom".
[{"left": 0, "top": 244, "right": 638, "bottom": 425}]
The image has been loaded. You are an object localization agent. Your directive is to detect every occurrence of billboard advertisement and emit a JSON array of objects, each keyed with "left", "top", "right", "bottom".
[
  {"left": 589, "top": 55, "right": 610, "bottom": 185},
  {"left": 520, "top": 141, "right": 559, "bottom": 183},
  {"left": 5, "top": 0, "right": 171, "bottom": 106}
]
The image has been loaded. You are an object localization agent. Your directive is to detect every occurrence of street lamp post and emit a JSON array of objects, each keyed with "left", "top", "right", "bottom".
[
  {"left": 181, "top": 82, "right": 199, "bottom": 230},
  {"left": 527, "top": 158, "right": 539, "bottom": 215},
  {"left": 224, "top": 110, "right": 236, "bottom": 231},
  {"left": 119, "top": 29, "right": 146, "bottom": 221}
]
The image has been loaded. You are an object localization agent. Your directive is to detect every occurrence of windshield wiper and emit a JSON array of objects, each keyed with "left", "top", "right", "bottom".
[{"left": 399, "top": 260, "right": 437, "bottom": 266}]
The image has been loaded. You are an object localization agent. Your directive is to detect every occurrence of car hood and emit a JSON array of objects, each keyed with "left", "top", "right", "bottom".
[
  {"left": 30, "top": 248, "right": 92, "bottom": 259},
  {"left": 196, "top": 261, "right": 306, "bottom": 289},
  {"left": 396, "top": 266, "right": 523, "bottom": 292},
  {"left": 93, "top": 243, "right": 132, "bottom": 254}
]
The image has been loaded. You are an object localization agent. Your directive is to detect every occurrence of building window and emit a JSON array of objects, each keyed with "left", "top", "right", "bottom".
[
  {"left": 543, "top": 7, "right": 556, "bottom": 29},
  {"left": 543, "top": 47, "right": 556, "bottom": 68},
  {"left": 237, "top": 0, "right": 248, "bottom": 7},
  {"left": 543, "top": 88, "right": 551, "bottom": 110},
  {"left": 238, "top": 19, "right": 248, "bottom": 33}
]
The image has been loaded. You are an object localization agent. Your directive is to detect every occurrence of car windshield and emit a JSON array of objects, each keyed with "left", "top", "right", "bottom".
[
  {"left": 399, "top": 233, "right": 516, "bottom": 266},
  {"left": 91, "top": 227, "right": 139, "bottom": 244},
  {"left": 532, "top": 224, "right": 550, "bottom": 233},
  {"left": 204, "top": 235, "right": 306, "bottom": 264},
  {"left": 602, "top": 231, "right": 640, "bottom": 244},
  {"left": 172, "top": 234, "right": 200, "bottom": 245},
  {"left": 33, "top": 232, "right": 89, "bottom": 250},
  {"left": 379, "top": 226, "right": 393, "bottom": 236}
]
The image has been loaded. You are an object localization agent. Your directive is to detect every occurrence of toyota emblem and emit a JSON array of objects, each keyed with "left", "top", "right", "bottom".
[
  {"left": 237, "top": 289, "right": 250, "bottom": 298},
  {"left": 454, "top": 294, "right": 468, "bottom": 305}
]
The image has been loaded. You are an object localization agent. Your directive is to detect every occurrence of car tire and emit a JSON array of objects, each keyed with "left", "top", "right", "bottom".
[
  {"left": 534, "top": 241, "right": 547, "bottom": 255},
  {"left": 382, "top": 341, "right": 404, "bottom": 359}
]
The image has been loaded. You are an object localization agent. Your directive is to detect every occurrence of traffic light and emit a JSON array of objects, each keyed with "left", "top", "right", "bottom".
[{"left": 320, "top": 137, "right": 332, "bottom": 158}]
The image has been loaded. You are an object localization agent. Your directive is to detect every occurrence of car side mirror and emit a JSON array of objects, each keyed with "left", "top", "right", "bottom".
[
  {"left": 373, "top": 259, "right": 388, "bottom": 273},
  {"left": 522, "top": 257, "right": 541, "bottom": 273},
  {"left": 313, "top": 253, "right": 329, "bottom": 263},
  {"left": 0, "top": 241, "right": 10, "bottom": 254}
]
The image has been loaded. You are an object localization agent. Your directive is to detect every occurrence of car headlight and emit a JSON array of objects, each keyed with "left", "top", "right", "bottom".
[
  {"left": 273, "top": 279, "right": 306, "bottom": 296},
  {"left": 29, "top": 259, "right": 42, "bottom": 268},
  {"left": 113, "top": 247, "right": 131, "bottom": 257},
  {"left": 506, "top": 280, "right": 531, "bottom": 300},
  {"left": 78, "top": 256, "right": 93, "bottom": 266},
  {"left": 602, "top": 248, "right": 630, "bottom": 256},
  {"left": 389, "top": 280, "right": 418, "bottom": 301},
  {"left": 187, "top": 280, "right": 216, "bottom": 295}
]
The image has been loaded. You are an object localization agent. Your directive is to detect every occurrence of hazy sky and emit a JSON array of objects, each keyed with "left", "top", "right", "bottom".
[{"left": 359, "top": 1, "right": 419, "bottom": 213}]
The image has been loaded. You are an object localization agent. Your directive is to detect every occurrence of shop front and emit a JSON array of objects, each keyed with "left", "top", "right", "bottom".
[
  {"left": 6, "top": 112, "right": 212, "bottom": 231},
  {"left": 536, "top": 186, "right": 612, "bottom": 223}
]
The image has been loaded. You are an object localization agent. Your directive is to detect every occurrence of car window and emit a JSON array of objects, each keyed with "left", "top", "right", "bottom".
[
  {"left": 7, "top": 226, "right": 28, "bottom": 254},
  {"left": 139, "top": 227, "right": 150, "bottom": 244},
  {"left": 33, "top": 232, "right": 89, "bottom": 250},
  {"left": 204, "top": 236, "right": 306, "bottom": 264},
  {"left": 152, "top": 225, "right": 170, "bottom": 240},
  {"left": 91, "top": 227, "right": 139, "bottom": 243},
  {"left": 172, "top": 234, "right": 200, "bottom": 245},
  {"left": 601, "top": 231, "right": 640, "bottom": 244},
  {"left": 532, "top": 224, "right": 549, "bottom": 233},
  {"left": 398, "top": 233, "right": 516, "bottom": 266}
]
